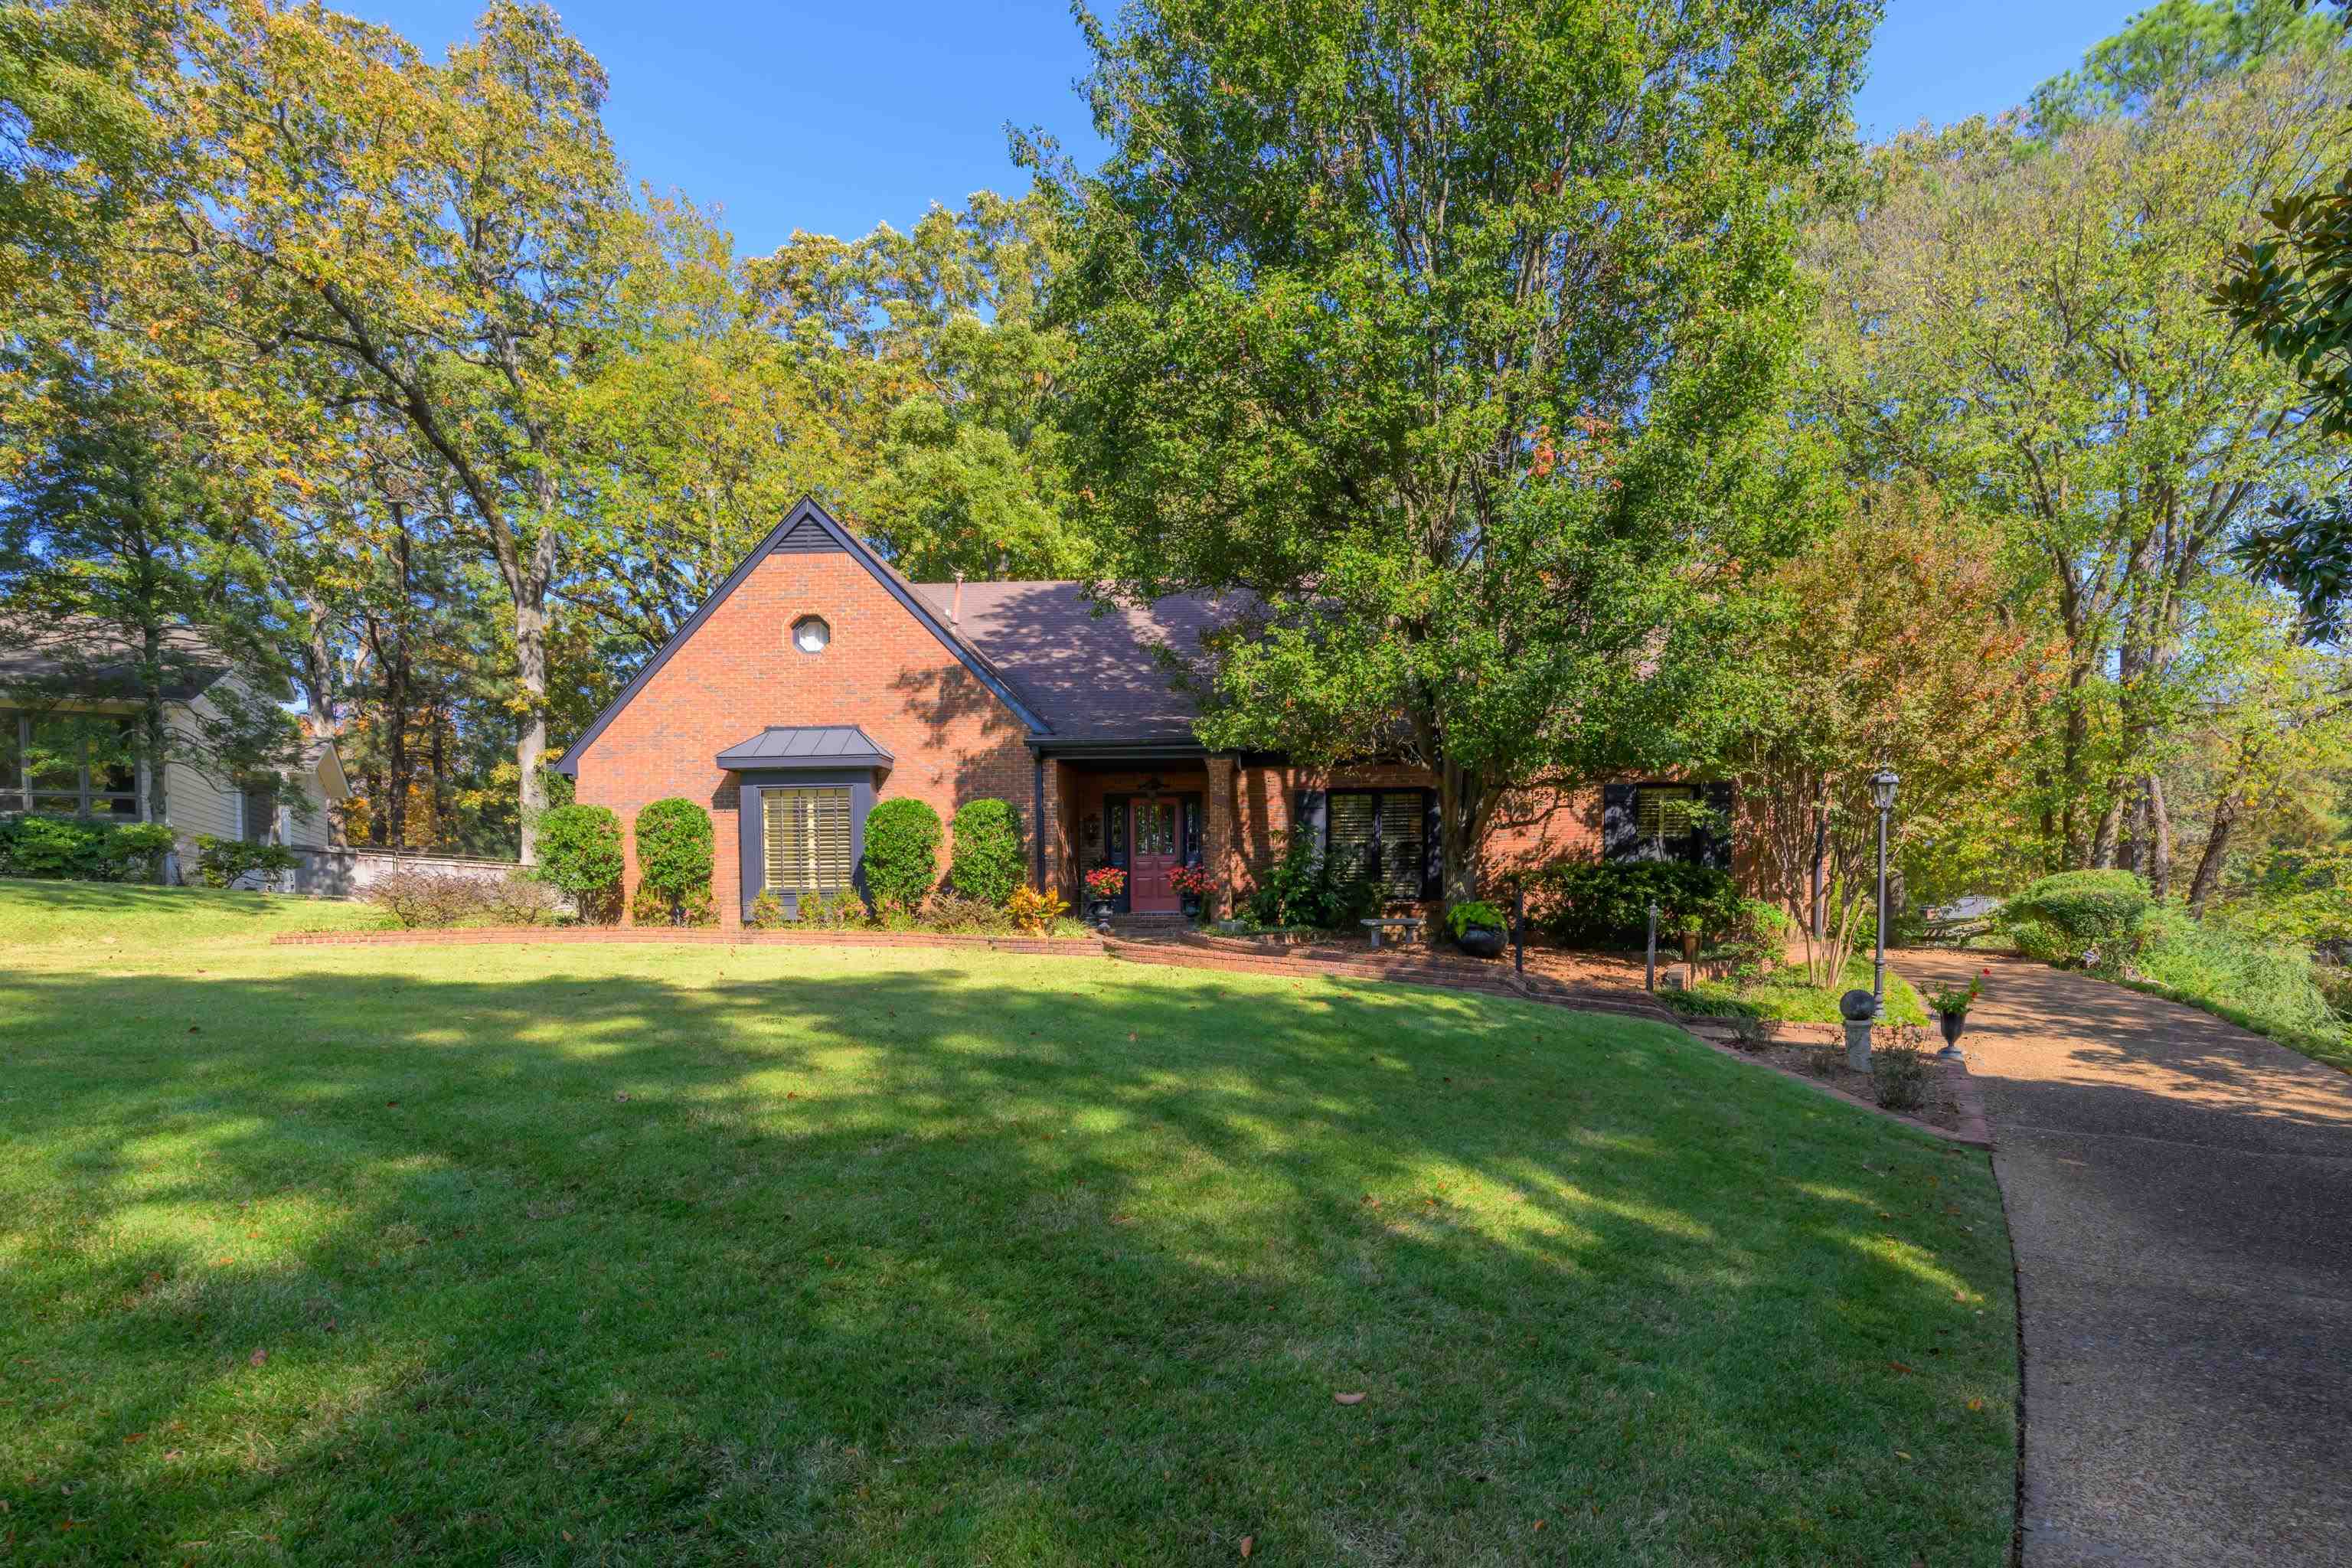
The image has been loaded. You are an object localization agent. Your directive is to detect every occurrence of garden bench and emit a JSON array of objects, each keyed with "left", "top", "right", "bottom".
[{"left": 1361, "top": 916, "right": 1425, "bottom": 950}]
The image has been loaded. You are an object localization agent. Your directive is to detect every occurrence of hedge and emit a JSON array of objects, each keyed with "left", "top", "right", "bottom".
[{"left": 0, "top": 814, "right": 176, "bottom": 882}]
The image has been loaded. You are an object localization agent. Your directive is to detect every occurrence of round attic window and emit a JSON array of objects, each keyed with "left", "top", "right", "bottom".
[{"left": 791, "top": 616, "right": 830, "bottom": 655}]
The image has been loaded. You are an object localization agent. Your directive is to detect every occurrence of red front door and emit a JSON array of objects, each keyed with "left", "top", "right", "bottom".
[{"left": 1129, "top": 799, "right": 1180, "bottom": 912}]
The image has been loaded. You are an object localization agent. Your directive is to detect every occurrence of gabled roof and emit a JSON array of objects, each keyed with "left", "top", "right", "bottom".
[
  {"left": 554, "top": 498, "right": 1050, "bottom": 778},
  {"left": 910, "top": 581, "right": 1241, "bottom": 745},
  {"left": 715, "top": 724, "right": 893, "bottom": 770}
]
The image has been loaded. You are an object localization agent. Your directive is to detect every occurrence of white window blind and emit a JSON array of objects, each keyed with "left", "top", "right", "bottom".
[
  {"left": 1635, "top": 786, "right": 1697, "bottom": 840},
  {"left": 764, "top": 788, "right": 853, "bottom": 893},
  {"left": 1376, "top": 792, "right": 1425, "bottom": 899},
  {"left": 1327, "top": 792, "right": 1377, "bottom": 881}
]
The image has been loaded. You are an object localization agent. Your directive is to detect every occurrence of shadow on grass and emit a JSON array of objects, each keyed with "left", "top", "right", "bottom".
[{"left": 0, "top": 952, "right": 2017, "bottom": 1565}]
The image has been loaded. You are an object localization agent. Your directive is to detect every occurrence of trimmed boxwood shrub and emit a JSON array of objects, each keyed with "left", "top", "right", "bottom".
[
  {"left": 1524, "top": 859, "right": 1741, "bottom": 949},
  {"left": 633, "top": 798, "right": 714, "bottom": 926},
  {"left": 949, "top": 798, "right": 1024, "bottom": 906},
  {"left": 0, "top": 814, "right": 175, "bottom": 882},
  {"left": 533, "top": 803, "right": 625, "bottom": 921},
  {"left": 862, "top": 797, "right": 942, "bottom": 915},
  {"left": 2006, "top": 869, "right": 2151, "bottom": 944}
]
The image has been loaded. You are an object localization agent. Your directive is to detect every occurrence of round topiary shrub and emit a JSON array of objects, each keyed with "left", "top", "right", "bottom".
[
  {"left": 861, "top": 797, "right": 942, "bottom": 915},
  {"left": 949, "top": 798, "right": 1025, "bottom": 906},
  {"left": 633, "top": 798, "right": 714, "bottom": 925},
  {"left": 532, "top": 803, "right": 624, "bottom": 921}
]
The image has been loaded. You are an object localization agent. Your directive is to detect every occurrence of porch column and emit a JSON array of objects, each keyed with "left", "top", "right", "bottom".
[{"left": 1205, "top": 756, "right": 1238, "bottom": 919}]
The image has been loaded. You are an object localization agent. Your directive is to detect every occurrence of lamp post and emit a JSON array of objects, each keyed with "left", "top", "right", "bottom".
[{"left": 1870, "top": 767, "right": 1900, "bottom": 1019}]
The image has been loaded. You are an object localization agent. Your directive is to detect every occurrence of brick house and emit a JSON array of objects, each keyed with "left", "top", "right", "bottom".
[{"left": 556, "top": 499, "right": 1732, "bottom": 926}]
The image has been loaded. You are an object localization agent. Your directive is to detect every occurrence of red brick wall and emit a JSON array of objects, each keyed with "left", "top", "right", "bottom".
[{"left": 571, "top": 550, "right": 1040, "bottom": 926}]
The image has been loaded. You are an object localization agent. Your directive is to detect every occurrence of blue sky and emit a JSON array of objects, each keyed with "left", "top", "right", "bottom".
[{"left": 358, "top": 0, "right": 2143, "bottom": 256}]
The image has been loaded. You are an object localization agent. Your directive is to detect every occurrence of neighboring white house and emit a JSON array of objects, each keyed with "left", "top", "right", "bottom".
[{"left": 0, "top": 620, "right": 349, "bottom": 884}]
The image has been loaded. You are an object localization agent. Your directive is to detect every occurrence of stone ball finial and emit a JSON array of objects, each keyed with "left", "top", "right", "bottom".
[{"left": 1838, "top": 988, "right": 1878, "bottom": 1022}]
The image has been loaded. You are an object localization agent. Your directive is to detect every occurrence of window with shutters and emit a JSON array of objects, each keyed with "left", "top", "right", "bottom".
[
  {"left": 1323, "top": 789, "right": 1430, "bottom": 900},
  {"left": 763, "top": 787, "right": 853, "bottom": 893}
]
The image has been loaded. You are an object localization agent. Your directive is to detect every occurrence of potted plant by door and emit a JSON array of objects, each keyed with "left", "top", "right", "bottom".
[
  {"left": 1169, "top": 862, "right": 1218, "bottom": 920},
  {"left": 1448, "top": 899, "right": 1508, "bottom": 959},
  {"left": 1926, "top": 969, "right": 1988, "bottom": 1052},
  {"left": 1083, "top": 865, "right": 1127, "bottom": 929}
]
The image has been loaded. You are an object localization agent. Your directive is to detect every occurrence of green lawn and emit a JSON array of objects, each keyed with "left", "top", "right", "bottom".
[
  {"left": 1663, "top": 956, "right": 1931, "bottom": 1027},
  {"left": 1, "top": 882, "right": 2016, "bottom": 1565}
]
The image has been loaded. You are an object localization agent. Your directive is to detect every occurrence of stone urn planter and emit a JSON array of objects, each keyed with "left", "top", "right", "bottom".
[
  {"left": 1936, "top": 1008, "right": 1967, "bottom": 1047},
  {"left": 1455, "top": 926, "right": 1506, "bottom": 959}
]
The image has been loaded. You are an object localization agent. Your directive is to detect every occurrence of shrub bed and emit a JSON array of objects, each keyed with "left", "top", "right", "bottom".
[
  {"left": 1523, "top": 860, "right": 1740, "bottom": 949},
  {"left": 0, "top": 814, "right": 176, "bottom": 882}
]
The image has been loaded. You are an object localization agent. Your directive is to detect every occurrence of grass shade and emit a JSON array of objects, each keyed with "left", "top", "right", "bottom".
[
  {"left": 1663, "top": 956, "right": 1930, "bottom": 1027},
  {"left": 2, "top": 883, "right": 2015, "bottom": 1564}
]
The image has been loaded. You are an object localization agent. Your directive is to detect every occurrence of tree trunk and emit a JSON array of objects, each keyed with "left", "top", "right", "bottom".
[
  {"left": 2186, "top": 760, "right": 2246, "bottom": 913},
  {"left": 2145, "top": 774, "right": 2173, "bottom": 900},
  {"left": 2089, "top": 799, "right": 2121, "bottom": 869},
  {"left": 514, "top": 590, "right": 549, "bottom": 864},
  {"left": 1809, "top": 781, "right": 1828, "bottom": 940}
]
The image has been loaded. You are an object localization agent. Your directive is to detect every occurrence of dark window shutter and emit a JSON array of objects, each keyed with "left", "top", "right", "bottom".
[
  {"left": 1423, "top": 790, "right": 1442, "bottom": 898},
  {"left": 1601, "top": 783, "right": 1639, "bottom": 861},
  {"left": 1700, "top": 781, "right": 1736, "bottom": 871},
  {"left": 1294, "top": 789, "right": 1327, "bottom": 859}
]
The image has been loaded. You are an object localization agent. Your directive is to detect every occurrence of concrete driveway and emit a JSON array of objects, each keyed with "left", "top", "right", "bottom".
[{"left": 1897, "top": 951, "right": 2352, "bottom": 1567}]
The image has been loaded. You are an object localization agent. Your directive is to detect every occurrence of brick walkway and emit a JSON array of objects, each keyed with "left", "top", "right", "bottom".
[{"left": 1898, "top": 950, "right": 2352, "bottom": 1568}]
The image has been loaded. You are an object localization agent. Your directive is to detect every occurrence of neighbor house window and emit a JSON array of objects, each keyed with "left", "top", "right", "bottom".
[
  {"left": 0, "top": 711, "right": 139, "bottom": 818},
  {"left": 1322, "top": 788, "right": 1431, "bottom": 901},
  {"left": 763, "top": 786, "right": 853, "bottom": 893}
]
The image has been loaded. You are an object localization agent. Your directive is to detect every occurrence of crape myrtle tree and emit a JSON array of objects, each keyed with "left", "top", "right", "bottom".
[{"left": 1033, "top": 0, "right": 1877, "bottom": 904}]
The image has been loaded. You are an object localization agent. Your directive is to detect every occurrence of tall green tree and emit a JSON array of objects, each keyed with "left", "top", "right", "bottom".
[
  {"left": 190, "top": 1, "right": 637, "bottom": 861},
  {"left": 750, "top": 191, "right": 1087, "bottom": 579},
  {"left": 1808, "top": 29, "right": 2350, "bottom": 878},
  {"left": 1035, "top": 0, "right": 1875, "bottom": 900}
]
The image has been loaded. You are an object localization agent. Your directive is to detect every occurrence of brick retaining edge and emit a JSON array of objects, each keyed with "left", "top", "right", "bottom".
[{"left": 272, "top": 926, "right": 1106, "bottom": 957}]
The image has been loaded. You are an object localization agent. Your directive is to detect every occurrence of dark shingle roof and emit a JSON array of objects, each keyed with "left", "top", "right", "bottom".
[
  {"left": 715, "top": 724, "right": 895, "bottom": 769},
  {"left": 910, "top": 582, "right": 1243, "bottom": 744}
]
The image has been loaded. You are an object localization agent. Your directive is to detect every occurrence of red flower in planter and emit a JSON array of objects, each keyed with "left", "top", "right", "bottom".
[
  {"left": 1169, "top": 864, "right": 1220, "bottom": 899},
  {"left": 1084, "top": 865, "right": 1127, "bottom": 898}
]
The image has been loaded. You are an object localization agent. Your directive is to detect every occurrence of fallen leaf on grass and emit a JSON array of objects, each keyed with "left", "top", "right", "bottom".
[
  {"left": 1333, "top": 1391, "right": 1365, "bottom": 1406},
  {"left": 1967, "top": 1397, "right": 1985, "bottom": 1413},
  {"left": 1886, "top": 1361, "right": 1916, "bottom": 1375},
  {"left": 248, "top": 1349, "right": 267, "bottom": 1367},
  {"left": 613, "top": 1092, "right": 631, "bottom": 1102},
  {"left": 1533, "top": 1520, "right": 1545, "bottom": 1531},
  {"left": 1240, "top": 1535, "right": 1254, "bottom": 1559}
]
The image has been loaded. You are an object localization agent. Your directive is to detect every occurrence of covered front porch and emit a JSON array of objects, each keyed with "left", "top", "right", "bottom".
[{"left": 1040, "top": 748, "right": 1217, "bottom": 916}]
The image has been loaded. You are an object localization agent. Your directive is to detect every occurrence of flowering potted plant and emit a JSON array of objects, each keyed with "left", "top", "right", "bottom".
[
  {"left": 1924, "top": 969, "right": 1990, "bottom": 1048},
  {"left": 1169, "top": 862, "right": 1219, "bottom": 919},
  {"left": 1083, "top": 864, "right": 1127, "bottom": 926}
]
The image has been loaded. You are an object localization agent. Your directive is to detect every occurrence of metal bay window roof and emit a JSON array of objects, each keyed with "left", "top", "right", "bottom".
[{"left": 714, "top": 725, "right": 893, "bottom": 771}]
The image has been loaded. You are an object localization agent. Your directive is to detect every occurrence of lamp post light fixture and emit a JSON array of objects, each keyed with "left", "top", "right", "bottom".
[{"left": 1870, "top": 767, "right": 1900, "bottom": 1019}]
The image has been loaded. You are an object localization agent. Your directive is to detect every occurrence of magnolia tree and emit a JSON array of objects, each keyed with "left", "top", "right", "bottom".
[{"left": 1034, "top": 0, "right": 1873, "bottom": 903}]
